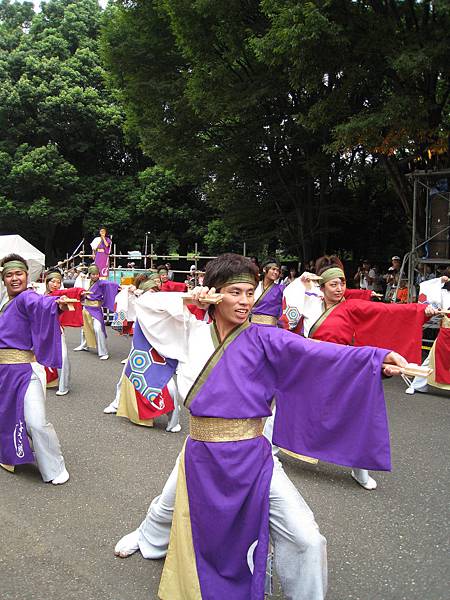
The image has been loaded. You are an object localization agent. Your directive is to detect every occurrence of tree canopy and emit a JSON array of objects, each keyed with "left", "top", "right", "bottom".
[
  {"left": 0, "top": 0, "right": 448, "bottom": 264},
  {"left": 101, "top": 0, "right": 449, "bottom": 260},
  {"left": 0, "top": 0, "right": 211, "bottom": 262}
]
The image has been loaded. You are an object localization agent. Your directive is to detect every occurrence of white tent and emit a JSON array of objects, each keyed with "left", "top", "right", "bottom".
[{"left": 0, "top": 235, "right": 45, "bottom": 282}]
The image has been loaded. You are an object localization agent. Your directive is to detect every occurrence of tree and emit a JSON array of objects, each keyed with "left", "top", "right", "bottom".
[
  {"left": 101, "top": 0, "right": 449, "bottom": 261},
  {"left": 0, "top": 0, "right": 146, "bottom": 261}
]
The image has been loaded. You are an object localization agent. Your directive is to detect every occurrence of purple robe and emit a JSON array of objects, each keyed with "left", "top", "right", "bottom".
[
  {"left": 94, "top": 236, "right": 112, "bottom": 277},
  {"left": 180, "top": 323, "right": 390, "bottom": 599},
  {"left": 0, "top": 290, "right": 62, "bottom": 466},
  {"left": 252, "top": 282, "right": 285, "bottom": 320},
  {"left": 84, "top": 280, "right": 120, "bottom": 336}
]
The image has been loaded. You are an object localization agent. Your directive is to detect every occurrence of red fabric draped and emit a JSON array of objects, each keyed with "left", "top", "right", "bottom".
[
  {"left": 435, "top": 328, "right": 450, "bottom": 384},
  {"left": 312, "top": 300, "right": 427, "bottom": 364}
]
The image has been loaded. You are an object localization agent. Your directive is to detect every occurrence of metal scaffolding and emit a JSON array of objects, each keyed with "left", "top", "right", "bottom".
[{"left": 395, "top": 168, "right": 450, "bottom": 303}]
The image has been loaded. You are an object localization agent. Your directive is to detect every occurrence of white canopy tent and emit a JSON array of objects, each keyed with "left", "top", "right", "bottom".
[{"left": 0, "top": 235, "right": 45, "bottom": 282}]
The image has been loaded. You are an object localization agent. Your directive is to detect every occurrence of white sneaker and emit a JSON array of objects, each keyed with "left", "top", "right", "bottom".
[
  {"left": 55, "top": 390, "right": 69, "bottom": 396},
  {"left": 114, "top": 530, "right": 140, "bottom": 558},
  {"left": 73, "top": 345, "right": 87, "bottom": 351},
  {"left": 405, "top": 386, "right": 415, "bottom": 395},
  {"left": 52, "top": 468, "right": 70, "bottom": 485},
  {"left": 351, "top": 470, "right": 377, "bottom": 490},
  {"left": 103, "top": 403, "right": 117, "bottom": 414},
  {"left": 99, "top": 355, "right": 109, "bottom": 360},
  {"left": 121, "top": 358, "right": 127, "bottom": 364}
]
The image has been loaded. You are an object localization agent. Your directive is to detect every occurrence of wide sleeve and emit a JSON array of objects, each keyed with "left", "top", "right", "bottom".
[
  {"left": 417, "top": 277, "right": 444, "bottom": 307},
  {"left": 17, "top": 291, "right": 62, "bottom": 368},
  {"left": 347, "top": 301, "right": 427, "bottom": 364},
  {"left": 280, "top": 276, "right": 323, "bottom": 332},
  {"left": 264, "top": 329, "right": 391, "bottom": 471},
  {"left": 344, "top": 288, "right": 372, "bottom": 301},
  {"left": 99, "top": 280, "right": 120, "bottom": 311},
  {"left": 50, "top": 287, "right": 84, "bottom": 327},
  {"left": 90, "top": 236, "right": 101, "bottom": 251},
  {"left": 167, "top": 281, "right": 188, "bottom": 292},
  {"left": 135, "top": 292, "right": 205, "bottom": 362}
]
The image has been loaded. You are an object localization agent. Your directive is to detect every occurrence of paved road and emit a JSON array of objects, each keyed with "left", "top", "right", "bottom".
[{"left": 1, "top": 328, "right": 448, "bottom": 600}]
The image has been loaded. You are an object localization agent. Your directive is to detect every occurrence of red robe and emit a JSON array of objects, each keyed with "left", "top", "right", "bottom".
[
  {"left": 310, "top": 299, "right": 427, "bottom": 364},
  {"left": 48, "top": 287, "right": 84, "bottom": 328},
  {"left": 160, "top": 280, "right": 187, "bottom": 292},
  {"left": 344, "top": 288, "right": 372, "bottom": 301},
  {"left": 434, "top": 324, "right": 450, "bottom": 384}
]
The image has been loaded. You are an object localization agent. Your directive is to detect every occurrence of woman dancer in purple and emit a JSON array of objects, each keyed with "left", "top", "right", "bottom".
[
  {"left": 0, "top": 254, "right": 69, "bottom": 484},
  {"left": 91, "top": 226, "right": 112, "bottom": 279}
]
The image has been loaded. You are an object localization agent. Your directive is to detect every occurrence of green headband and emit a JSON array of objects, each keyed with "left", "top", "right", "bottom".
[
  {"left": 216, "top": 273, "right": 257, "bottom": 289},
  {"left": 320, "top": 267, "right": 345, "bottom": 284},
  {"left": 1, "top": 260, "right": 28, "bottom": 279},
  {"left": 88, "top": 265, "right": 99, "bottom": 275},
  {"left": 158, "top": 268, "right": 168, "bottom": 275},
  {"left": 46, "top": 271, "right": 62, "bottom": 283},
  {"left": 139, "top": 278, "right": 160, "bottom": 292},
  {"left": 264, "top": 262, "right": 279, "bottom": 270}
]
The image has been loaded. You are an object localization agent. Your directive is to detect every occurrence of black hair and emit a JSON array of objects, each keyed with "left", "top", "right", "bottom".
[
  {"left": 134, "top": 273, "right": 149, "bottom": 287},
  {"left": 262, "top": 256, "right": 280, "bottom": 270},
  {"left": 1, "top": 253, "right": 28, "bottom": 269},
  {"left": 315, "top": 255, "right": 344, "bottom": 277},
  {"left": 203, "top": 253, "right": 259, "bottom": 290}
]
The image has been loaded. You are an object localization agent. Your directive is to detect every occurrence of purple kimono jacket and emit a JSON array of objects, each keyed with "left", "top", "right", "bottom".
[
  {"left": 0, "top": 290, "right": 62, "bottom": 466},
  {"left": 162, "top": 321, "right": 391, "bottom": 600},
  {"left": 251, "top": 282, "right": 285, "bottom": 320},
  {"left": 83, "top": 280, "right": 120, "bottom": 336},
  {"left": 93, "top": 236, "right": 112, "bottom": 277}
]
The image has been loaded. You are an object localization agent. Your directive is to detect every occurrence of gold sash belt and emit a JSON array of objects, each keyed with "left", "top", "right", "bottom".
[
  {"left": 251, "top": 314, "right": 278, "bottom": 326},
  {"left": 189, "top": 416, "right": 263, "bottom": 442},
  {"left": 84, "top": 300, "right": 102, "bottom": 307},
  {"left": 0, "top": 349, "right": 36, "bottom": 364}
]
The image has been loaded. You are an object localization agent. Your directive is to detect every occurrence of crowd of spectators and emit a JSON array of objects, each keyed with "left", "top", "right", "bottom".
[{"left": 45, "top": 253, "right": 449, "bottom": 304}]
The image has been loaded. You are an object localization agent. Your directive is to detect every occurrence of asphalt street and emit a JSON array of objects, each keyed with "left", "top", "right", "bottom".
[{"left": 1, "top": 327, "right": 448, "bottom": 600}]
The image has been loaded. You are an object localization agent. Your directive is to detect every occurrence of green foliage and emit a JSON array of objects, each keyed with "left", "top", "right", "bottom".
[
  {"left": 101, "top": 0, "right": 449, "bottom": 261},
  {"left": 0, "top": 0, "right": 204, "bottom": 262}
]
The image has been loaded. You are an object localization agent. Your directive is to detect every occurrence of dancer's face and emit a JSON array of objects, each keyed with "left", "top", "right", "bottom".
[
  {"left": 323, "top": 277, "right": 346, "bottom": 304},
  {"left": 264, "top": 266, "right": 280, "bottom": 283},
  {"left": 3, "top": 269, "right": 28, "bottom": 297},
  {"left": 215, "top": 283, "right": 255, "bottom": 328},
  {"left": 47, "top": 277, "right": 61, "bottom": 292}
]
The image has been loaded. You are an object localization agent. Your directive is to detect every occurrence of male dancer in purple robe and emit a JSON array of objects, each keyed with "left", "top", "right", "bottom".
[
  {"left": 113, "top": 253, "right": 406, "bottom": 600},
  {"left": 0, "top": 254, "right": 69, "bottom": 484},
  {"left": 73, "top": 264, "right": 119, "bottom": 360}
]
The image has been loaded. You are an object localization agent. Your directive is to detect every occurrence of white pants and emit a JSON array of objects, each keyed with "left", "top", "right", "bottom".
[
  {"left": 165, "top": 378, "right": 180, "bottom": 431},
  {"left": 111, "top": 365, "right": 127, "bottom": 410},
  {"left": 136, "top": 453, "right": 327, "bottom": 600},
  {"left": 24, "top": 373, "right": 66, "bottom": 482},
  {"left": 79, "top": 317, "right": 108, "bottom": 357},
  {"left": 57, "top": 332, "right": 70, "bottom": 393}
]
